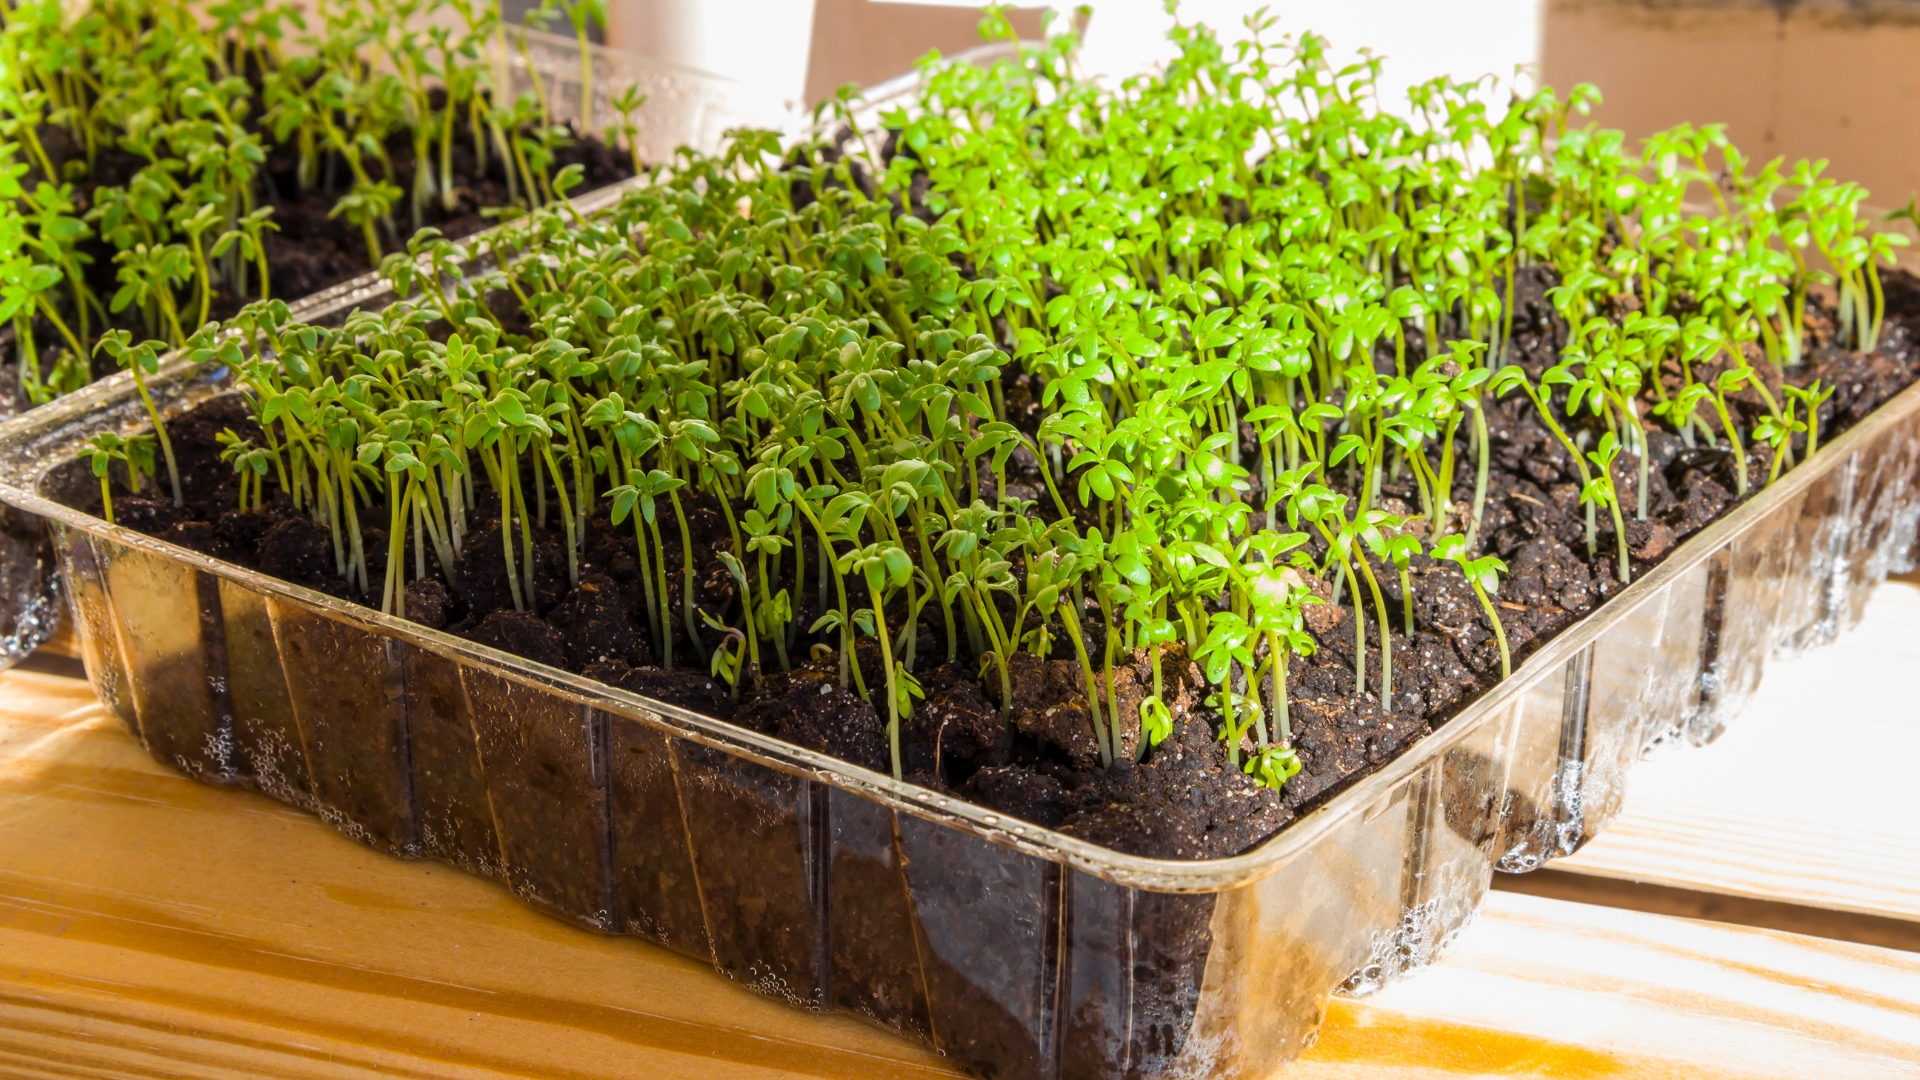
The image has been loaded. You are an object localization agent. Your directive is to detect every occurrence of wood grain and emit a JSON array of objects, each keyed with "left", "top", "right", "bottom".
[
  {"left": 1298, "top": 891, "right": 1920, "bottom": 1080},
  {"left": 1, "top": 666, "right": 1917, "bottom": 1078},
  {"left": 1558, "top": 578, "right": 1920, "bottom": 922},
  {"left": 37, "top": 618, "right": 76, "bottom": 661}
]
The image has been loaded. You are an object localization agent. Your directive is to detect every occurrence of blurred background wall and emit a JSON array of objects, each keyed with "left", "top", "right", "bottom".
[
  {"left": 803, "top": 0, "right": 1049, "bottom": 104},
  {"left": 1542, "top": 0, "right": 1920, "bottom": 212},
  {"left": 598, "top": 0, "right": 1543, "bottom": 106},
  {"left": 594, "top": 0, "right": 1918, "bottom": 207}
]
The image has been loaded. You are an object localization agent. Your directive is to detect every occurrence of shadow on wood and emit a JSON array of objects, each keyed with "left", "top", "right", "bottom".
[{"left": 1495, "top": 868, "right": 1920, "bottom": 953}]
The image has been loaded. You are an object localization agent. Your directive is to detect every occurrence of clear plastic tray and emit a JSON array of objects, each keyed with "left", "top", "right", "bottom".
[
  {"left": 5, "top": 36, "right": 1920, "bottom": 1079},
  {"left": 2, "top": 280, "right": 1917, "bottom": 1078}
]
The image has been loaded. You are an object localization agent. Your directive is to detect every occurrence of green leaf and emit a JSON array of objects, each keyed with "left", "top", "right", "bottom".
[{"left": 1189, "top": 543, "right": 1231, "bottom": 570}]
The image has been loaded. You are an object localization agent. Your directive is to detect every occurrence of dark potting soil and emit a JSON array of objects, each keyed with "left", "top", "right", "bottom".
[{"left": 73, "top": 268, "right": 1920, "bottom": 866}]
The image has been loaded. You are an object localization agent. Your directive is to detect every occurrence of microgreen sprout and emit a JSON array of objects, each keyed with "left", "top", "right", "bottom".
[
  {"left": 1433, "top": 535, "right": 1510, "bottom": 679},
  {"left": 83, "top": 431, "right": 148, "bottom": 523},
  {"left": 95, "top": 330, "right": 180, "bottom": 505}
]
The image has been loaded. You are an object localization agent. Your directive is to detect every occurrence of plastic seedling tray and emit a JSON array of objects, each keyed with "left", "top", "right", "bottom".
[
  {"left": 1, "top": 259, "right": 1916, "bottom": 1077},
  {"left": 5, "top": 34, "right": 1920, "bottom": 1080}
]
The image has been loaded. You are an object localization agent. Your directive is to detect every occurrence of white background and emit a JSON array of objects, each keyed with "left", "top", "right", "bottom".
[{"left": 603, "top": 0, "right": 1545, "bottom": 112}]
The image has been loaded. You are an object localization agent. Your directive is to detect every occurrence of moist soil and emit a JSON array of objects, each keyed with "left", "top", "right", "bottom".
[
  {"left": 1, "top": 91, "right": 634, "bottom": 415},
  {"left": 72, "top": 268, "right": 1920, "bottom": 865}
]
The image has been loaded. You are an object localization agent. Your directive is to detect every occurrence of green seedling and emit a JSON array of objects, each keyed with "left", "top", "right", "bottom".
[
  {"left": 1433, "top": 535, "right": 1511, "bottom": 679},
  {"left": 80, "top": 431, "right": 152, "bottom": 523},
  {"left": 95, "top": 331, "right": 180, "bottom": 505}
]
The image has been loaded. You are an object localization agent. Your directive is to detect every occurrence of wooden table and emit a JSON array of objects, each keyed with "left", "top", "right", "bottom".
[
  {"left": 1545, "top": 574, "right": 1920, "bottom": 936},
  {"left": 2, "top": 584, "right": 1918, "bottom": 1079}
]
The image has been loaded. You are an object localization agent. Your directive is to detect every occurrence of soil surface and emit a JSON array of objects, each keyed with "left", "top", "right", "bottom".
[{"left": 73, "top": 268, "right": 1920, "bottom": 861}]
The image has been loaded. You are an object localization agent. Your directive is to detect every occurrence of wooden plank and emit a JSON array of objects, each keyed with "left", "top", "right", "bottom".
[
  {"left": 1296, "top": 891, "right": 1920, "bottom": 1080},
  {"left": 0, "top": 667, "right": 1916, "bottom": 1078},
  {"left": 36, "top": 616, "right": 78, "bottom": 661},
  {"left": 0, "top": 667, "right": 109, "bottom": 760},
  {"left": 1497, "top": 867, "right": 1920, "bottom": 953},
  {"left": 1557, "top": 577, "right": 1920, "bottom": 922}
]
